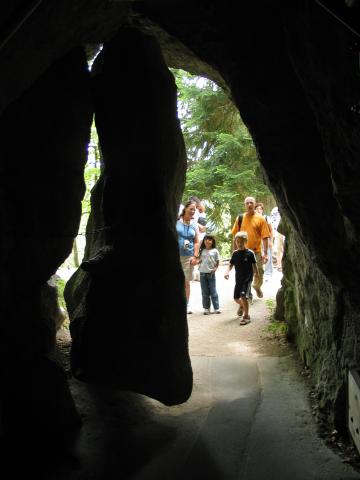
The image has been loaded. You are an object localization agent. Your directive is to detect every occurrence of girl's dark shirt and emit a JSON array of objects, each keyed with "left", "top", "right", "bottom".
[{"left": 230, "top": 248, "right": 256, "bottom": 284}]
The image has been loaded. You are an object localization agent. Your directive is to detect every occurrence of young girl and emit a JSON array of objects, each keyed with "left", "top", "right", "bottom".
[
  {"left": 198, "top": 235, "right": 221, "bottom": 315},
  {"left": 224, "top": 231, "right": 258, "bottom": 325}
]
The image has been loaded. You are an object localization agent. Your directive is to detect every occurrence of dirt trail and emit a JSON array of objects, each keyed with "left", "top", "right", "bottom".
[
  {"left": 187, "top": 265, "right": 289, "bottom": 357},
  {"left": 53, "top": 267, "right": 360, "bottom": 479},
  {"left": 56, "top": 265, "right": 288, "bottom": 367}
]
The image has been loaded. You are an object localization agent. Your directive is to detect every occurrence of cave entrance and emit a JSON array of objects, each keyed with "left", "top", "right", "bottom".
[
  {"left": 54, "top": 67, "right": 285, "bottom": 358},
  {"left": 53, "top": 54, "right": 286, "bottom": 397},
  {"left": 173, "top": 68, "right": 279, "bottom": 263},
  {"left": 174, "top": 70, "right": 283, "bottom": 290}
]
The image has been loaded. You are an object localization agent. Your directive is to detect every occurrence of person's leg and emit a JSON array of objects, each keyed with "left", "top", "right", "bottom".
[
  {"left": 241, "top": 297, "right": 249, "bottom": 318},
  {"left": 208, "top": 274, "right": 220, "bottom": 311},
  {"left": 253, "top": 252, "right": 264, "bottom": 296},
  {"left": 240, "top": 281, "right": 251, "bottom": 323},
  {"left": 181, "top": 256, "right": 194, "bottom": 313},
  {"left": 277, "top": 234, "right": 284, "bottom": 271},
  {"left": 233, "top": 296, "right": 243, "bottom": 315},
  {"left": 239, "top": 298, "right": 250, "bottom": 324},
  {"left": 200, "top": 273, "right": 211, "bottom": 310},
  {"left": 235, "top": 298, "right": 242, "bottom": 312},
  {"left": 264, "top": 246, "right": 273, "bottom": 279},
  {"left": 185, "top": 280, "right": 191, "bottom": 302},
  {"left": 234, "top": 284, "right": 242, "bottom": 315}
]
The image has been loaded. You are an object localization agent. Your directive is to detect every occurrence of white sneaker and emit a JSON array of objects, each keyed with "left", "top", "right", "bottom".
[
  {"left": 203, "top": 309, "right": 210, "bottom": 315},
  {"left": 214, "top": 309, "right": 221, "bottom": 314}
]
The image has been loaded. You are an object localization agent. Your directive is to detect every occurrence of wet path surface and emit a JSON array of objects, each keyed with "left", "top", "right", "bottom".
[
  {"left": 53, "top": 267, "right": 360, "bottom": 479},
  {"left": 65, "top": 355, "right": 360, "bottom": 479}
]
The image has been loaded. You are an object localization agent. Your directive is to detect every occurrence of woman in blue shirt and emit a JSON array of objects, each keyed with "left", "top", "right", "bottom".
[{"left": 176, "top": 200, "right": 200, "bottom": 314}]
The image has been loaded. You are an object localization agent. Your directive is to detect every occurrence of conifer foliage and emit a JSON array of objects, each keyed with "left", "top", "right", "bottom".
[{"left": 172, "top": 69, "right": 272, "bottom": 253}]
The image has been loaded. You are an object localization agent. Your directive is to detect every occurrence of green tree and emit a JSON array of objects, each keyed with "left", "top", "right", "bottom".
[
  {"left": 173, "top": 70, "right": 274, "bottom": 255},
  {"left": 68, "top": 119, "right": 100, "bottom": 267},
  {"left": 79, "top": 119, "right": 101, "bottom": 236}
]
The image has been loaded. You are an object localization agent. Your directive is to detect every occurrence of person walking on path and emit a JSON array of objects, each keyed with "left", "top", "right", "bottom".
[
  {"left": 231, "top": 196, "right": 270, "bottom": 298},
  {"left": 255, "top": 202, "right": 274, "bottom": 281},
  {"left": 177, "top": 200, "right": 200, "bottom": 314},
  {"left": 224, "top": 231, "right": 258, "bottom": 325},
  {"left": 198, "top": 234, "right": 221, "bottom": 315}
]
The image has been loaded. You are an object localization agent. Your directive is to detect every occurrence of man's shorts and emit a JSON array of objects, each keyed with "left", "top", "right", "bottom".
[{"left": 180, "top": 256, "right": 194, "bottom": 282}]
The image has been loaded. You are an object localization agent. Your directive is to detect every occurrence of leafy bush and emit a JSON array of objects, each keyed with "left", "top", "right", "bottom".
[
  {"left": 265, "top": 298, "right": 288, "bottom": 336},
  {"left": 266, "top": 320, "right": 288, "bottom": 337},
  {"left": 56, "top": 277, "right": 66, "bottom": 310}
]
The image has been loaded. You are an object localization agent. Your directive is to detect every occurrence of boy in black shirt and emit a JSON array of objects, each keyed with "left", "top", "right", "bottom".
[{"left": 224, "top": 231, "right": 258, "bottom": 325}]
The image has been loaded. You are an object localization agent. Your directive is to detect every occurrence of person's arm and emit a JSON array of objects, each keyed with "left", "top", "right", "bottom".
[
  {"left": 224, "top": 263, "right": 233, "bottom": 279},
  {"left": 250, "top": 250, "right": 259, "bottom": 277},
  {"left": 260, "top": 218, "right": 270, "bottom": 263},
  {"left": 268, "top": 223, "right": 274, "bottom": 249},
  {"left": 191, "top": 227, "right": 200, "bottom": 265},
  {"left": 211, "top": 260, "right": 220, "bottom": 274},
  {"left": 262, "top": 237, "right": 269, "bottom": 264},
  {"left": 211, "top": 250, "right": 220, "bottom": 273}
]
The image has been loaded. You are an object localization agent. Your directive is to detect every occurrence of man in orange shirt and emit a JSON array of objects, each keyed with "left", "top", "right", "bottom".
[{"left": 231, "top": 196, "right": 270, "bottom": 298}]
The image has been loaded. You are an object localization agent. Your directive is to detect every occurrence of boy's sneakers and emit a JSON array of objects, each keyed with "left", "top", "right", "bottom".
[
  {"left": 214, "top": 309, "right": 221, "bottom": 314},
  {"left": 203, "top": 309, "right": 210, "bottom": 315}
]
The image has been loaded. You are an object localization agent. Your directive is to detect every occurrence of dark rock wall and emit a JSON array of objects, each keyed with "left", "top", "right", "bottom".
[
  {"left": 279, "top": 4, "right": 360, "bottom": 428},
  {"left": 65, "top": 28, "right": 192, "bottom": 406},
  {"left": 135, "top": 2, "right": 360, "bottom": 427},
  {"left": 279, "top": 219, "right": 346, "bottom": 426},
  {"left": 0, "top": 47, "right": 92, "bottom": 439},
  {"left": 0, "top": 0, "right": 131, "bottom": 114},
  {"left": 1, "top": 0, "right": 360, "bottom": 439},
  {"left": 0, "top": 47, "right": 92, "bottom": 351},
  {"left": 233, "top": 5, "right": 360, "bottom": 428}
]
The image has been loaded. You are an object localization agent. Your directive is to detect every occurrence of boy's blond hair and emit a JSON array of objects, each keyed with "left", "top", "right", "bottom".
[{"left": 234, "top": 231, "right": 248, "bottom": 241}]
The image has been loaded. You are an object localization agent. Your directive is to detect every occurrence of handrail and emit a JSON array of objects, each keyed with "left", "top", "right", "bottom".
[
  {"left": 0, "top": 0, "right": 43, "bottom": 51},
  {"left": 314, "top": 0, "right": 360, "bottom": 37}
]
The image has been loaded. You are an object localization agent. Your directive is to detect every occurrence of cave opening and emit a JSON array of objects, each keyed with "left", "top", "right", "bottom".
[
  {"left": 53, "top": 64, "right": 285, "bottom": 370},
  {"left": 3, "top": 3, "right": 360, "bottom": 476}
]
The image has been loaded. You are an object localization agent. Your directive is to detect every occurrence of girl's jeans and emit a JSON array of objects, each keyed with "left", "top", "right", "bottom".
[{"left": 200, "top": 272, "right": 219, "bottom": 310}]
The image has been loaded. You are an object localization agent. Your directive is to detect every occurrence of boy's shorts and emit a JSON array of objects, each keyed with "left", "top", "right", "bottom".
[{"left": 234, "top": 280, "right": 252, "bottom": 299}]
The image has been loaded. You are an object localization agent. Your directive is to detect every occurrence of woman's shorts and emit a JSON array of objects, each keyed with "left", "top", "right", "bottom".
[
  {"left": 180, "top": 256, "right": 194, "bottom": 282},
  {"left": 234, "top": 280, "right": 252, "bottom": 299}
]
